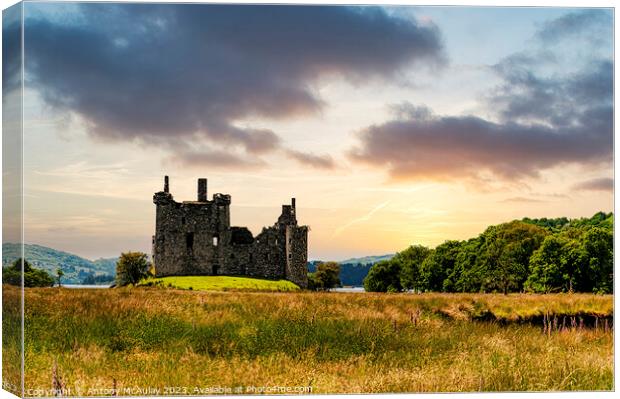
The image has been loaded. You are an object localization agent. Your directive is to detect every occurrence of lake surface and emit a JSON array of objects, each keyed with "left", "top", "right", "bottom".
[
  {"left": 62, "top": 284, "right": 111, "bottom": 289},
  {"left": 60, "top": 284, "right": 364, "bottom": 291},
  {"left": 331, "top": 287, "right": 365, "bottom": 293}
]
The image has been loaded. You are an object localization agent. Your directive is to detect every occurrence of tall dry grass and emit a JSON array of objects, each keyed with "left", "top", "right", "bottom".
[{"left": 2, "top": 285, "right": 613, "bottom": 394}]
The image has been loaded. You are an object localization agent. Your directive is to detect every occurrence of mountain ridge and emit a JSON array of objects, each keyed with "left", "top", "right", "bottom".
[{"left": 2, "top": 243, "right": 117, "bottom": 284}]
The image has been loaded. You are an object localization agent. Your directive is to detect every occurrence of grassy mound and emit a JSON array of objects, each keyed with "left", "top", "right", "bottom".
[{"left": 138, "top": 275, "right": 300, "bottom": 292}]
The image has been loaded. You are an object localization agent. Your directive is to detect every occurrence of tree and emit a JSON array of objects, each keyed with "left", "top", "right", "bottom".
[
  {"left": 419, "top": 241, "right": 461, "bottom": 292},
  {"left": 396, "top": 245, "right": 431, "bottom": 291},
  {"left": 115, "top": 252, "right": 151, "bottom": 286},
  {"left": 308, "top": 261, "right": 340, "bottom": 291},
  {"left": 2, "top": 258, "right": 54, "bottom": 287},
  {"left": 582, "top": 227, "right": 613, "bottom": 294},
  {"left": 56, "top": 268, "right": 64, "bottom": 287},
  {"left": 525, "top": 236, "right": 567, "bottom": 293},
  {"left": 479, "top": 221, "right": 547, "bottom": 294},
  {"left": 452, "top": 238, "right": 484, "bottom": 292},
  {"left": 364, "top": 260, "right": 402, "bottom": 292}
]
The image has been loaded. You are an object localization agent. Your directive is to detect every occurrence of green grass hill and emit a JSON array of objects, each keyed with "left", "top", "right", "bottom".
[
  {"left": 2, "top": 243, "right": 117, "bottom": 284},
  {"left": 138, "top": 275, "right": 300, "bottom": 292}
]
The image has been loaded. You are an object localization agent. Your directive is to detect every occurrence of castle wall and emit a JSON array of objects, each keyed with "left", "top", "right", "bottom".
[
  {"left": 252, "top": 227, "right": 286, "bottom": 279},
  {"left": 285, "top": 225, "right": 309, "bottom": 288},
  {"left": 153, "top": 188, "right": 232, "bottom": 277},
  {"left": 153, "top": 177, "right": 308, "bottom": 288}
]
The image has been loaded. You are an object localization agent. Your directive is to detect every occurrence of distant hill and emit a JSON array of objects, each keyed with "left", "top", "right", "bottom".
[
  {"left": 308, "top": 254, "right": 394, "bottom": 287},
  {"left": 2, "top": 243, "right": 117, "bottom": 284},
  {"left": 338, "top": 254, "right": 394, "bottom": 265}
]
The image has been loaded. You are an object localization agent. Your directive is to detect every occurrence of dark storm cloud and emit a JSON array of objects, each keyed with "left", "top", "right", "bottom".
[
  {"left": 23, "top": 3, "right": 444, "bottom": 167},
  {"left": 349, "top": 103, "right": 611, "bottom": 181},
  {"left": 285, "top": 150, "right": 336, "bottom": 170},
  {"left": 536, "top": 9, "right": 612, "bottom": 43},
  {"left": 490, "top": 57, "right": 612, "bottom": 127},
  {"left": 349, "top": 9, "right": 612, "bottom": 184},
  {"left": 572, "top": 178, "right": 614, "bottom": 192},
  {"left": 2, "top": 16, "right": 21, "bottom": 97}
]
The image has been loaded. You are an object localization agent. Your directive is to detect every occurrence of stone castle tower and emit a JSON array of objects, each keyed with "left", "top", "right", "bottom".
[{"left": 152, "top": 176, "right": 308, "bottom": 288}]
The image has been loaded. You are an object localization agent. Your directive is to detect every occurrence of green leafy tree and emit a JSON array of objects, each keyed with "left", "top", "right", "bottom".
[
  {"left": 479, "top": 221, "right": 547, "bottom": 294},
  {"left": 521, "top": 216, "right": 569, "bottom": 231},
  {"left": 419, "top": 241, "right": 461, "bottom": 292},
  {"left": 307, "top": 272, "right": 320, "bottom": 291},
  {"left": 582, "top": 227, "right": 613, "bottom": 294},
  {"left": 452, "top": 238, "right": 484, "bottom": 292},
  {"left": 308, "top": 261, "right": 340, "bottom": 291},
  {"left": 364, "top": 260, "right": 402, "bottom": 292},
  {"left": 56, "top": 268, "right": 64, "bottom": 287},
  {"left": 115, "top": 252, "right": 151, "bottom": 286},
  {"left": 396, "top": 245, "right": 431, "bottom": 291},
  {"left": 2, "top": 258, "right": 54, "bottom": 287},
  {"left": 525, "top": 236, "right": 567, "bottom": 293}
]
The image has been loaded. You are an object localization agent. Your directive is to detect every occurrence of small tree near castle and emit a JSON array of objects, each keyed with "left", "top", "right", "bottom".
[{"left": 115, "top": 252, "right": 151, "bottom": 286}]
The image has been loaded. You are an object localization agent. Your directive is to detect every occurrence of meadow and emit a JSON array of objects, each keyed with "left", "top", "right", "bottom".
[{"left": 2, "top": 285, "right": 614, "bottom": 395}]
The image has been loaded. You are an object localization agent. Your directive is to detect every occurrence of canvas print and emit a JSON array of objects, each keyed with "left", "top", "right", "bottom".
[{"left": 1, "top": 1, "right": 614, "bottom": 396}]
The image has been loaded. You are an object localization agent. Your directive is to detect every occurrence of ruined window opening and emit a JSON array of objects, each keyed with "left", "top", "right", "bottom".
[
  {"left": 288, "top": 238, "right": 292, "bottom": 244},
  {"left": 213, "top": 235, "right": 219, "bottom": 246},
  {"left": 212, "top": 264, "right": 219, "bottom": 275},
  {"left": 275, "top": 239, "right": 278, "bottom": 245},
  {"left": 288, "top": 253, "right": 292, "bottom": 260},
  {"left": 186, "top": 233, "right": 194, "bottom": 252},
  {"left": 182, "top": 217, "right": 186, "bottom": 225}
]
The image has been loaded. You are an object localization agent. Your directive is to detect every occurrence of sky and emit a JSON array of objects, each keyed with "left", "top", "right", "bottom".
[{"left": 2, "top": 2, "right": 614, "bottom": 261}]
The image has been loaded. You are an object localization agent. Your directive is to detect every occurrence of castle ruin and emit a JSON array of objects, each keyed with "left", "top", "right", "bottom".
[{"left": 152, "top": 176, "right": 308, "bottom": 288}]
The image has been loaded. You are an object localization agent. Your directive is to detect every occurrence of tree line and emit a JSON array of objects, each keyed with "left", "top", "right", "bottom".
[{"left": 363, "top": 212, "right": 613, "bottom": 294}]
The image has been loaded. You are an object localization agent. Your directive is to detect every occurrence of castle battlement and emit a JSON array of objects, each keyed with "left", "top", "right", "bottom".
[{"left": 152, "top": 176, "right": 308, "bottom": 288}]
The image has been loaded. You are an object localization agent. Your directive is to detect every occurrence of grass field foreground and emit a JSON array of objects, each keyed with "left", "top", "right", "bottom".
[
  {"left": 137, "top": 275, "right": 300, "bottom": 292},
  {"left": 2, "top": 286, "right": 614, "bottom": 395}
]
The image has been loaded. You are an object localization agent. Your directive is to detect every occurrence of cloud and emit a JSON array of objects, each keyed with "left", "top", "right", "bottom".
[
  {"left": 535, "top": 9, "right": 612, "bottom": 44},
  {"left": 164, "top": 148, "right": 266, "bottom": 170},
  {"left": 500, "top": 197, "right": 545, "bottom": 204},
  {"left": 349, "top": 103, "right": 611, "bottom": 182},
  {"left": 489, "top": 57, "right": 612, "bottom": 128},
  {"left": 22, "top": 3, "right": 445, "bottom": 168},
  {"left": 285, "top": 150, "right": 336, "bottom": 170},
  {"left": 2, "top": 9, "right": 22, "bottom": 98},
  {"left": 572, "top": 177, "right": 613, "bottom": 192},
  {"left": 333, "top": 200, "right": 390, "bottom": 237},
  {"left": 349, "top": 10, "right": 612, "bottom": 184}
]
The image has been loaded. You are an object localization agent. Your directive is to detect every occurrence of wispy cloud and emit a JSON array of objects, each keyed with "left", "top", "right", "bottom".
[
  {"left": 572, "top": 177, "right": 613, "bottom": 192},
  {"left": 500, "top": 197, "right": 545, "bottom": 204},
  {"left": 332, "top": 200, "right": 391, "bottom": 237},
  {"left": 285, "top": 149, "right": 336, "bottom": 170}
]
